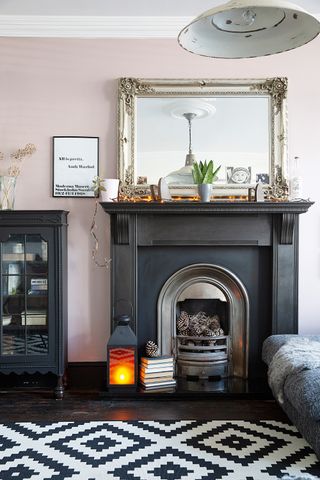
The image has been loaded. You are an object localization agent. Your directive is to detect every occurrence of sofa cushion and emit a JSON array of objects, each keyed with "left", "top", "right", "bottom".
[
  {"left": 262, "top": 335, "right": 320, "bottom": 366},
  {"left": 284, "top": 368, "right": 320, "bottom": 421}
]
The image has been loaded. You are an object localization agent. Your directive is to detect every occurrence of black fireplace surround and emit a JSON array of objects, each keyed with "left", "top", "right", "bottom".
[{"left": 102, "top": 201, "right": 312, "bottom": 382}]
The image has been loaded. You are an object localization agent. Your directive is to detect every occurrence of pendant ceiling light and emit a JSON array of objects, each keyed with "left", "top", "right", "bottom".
[
  {"left": 183, "top": 112, "right": 197, "bottom": 167},
  {"left": 164, "top": 100, "right": 216, "bottom": 185},
  {"left": 178, "top": 0, "right": 320, "bottom": 59}
]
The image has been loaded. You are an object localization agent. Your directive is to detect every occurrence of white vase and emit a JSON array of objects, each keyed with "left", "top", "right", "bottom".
[
  {"left": 100, "top": 179, "right": 119, "bottom": 202},
  {"left": 0, "top": 176, "right": 16, "bottom": 210},
  {"left": 289, "top": 156, "right": 302, "bottom": 200},
  {"left": 198, "top": 184, "right": 212, "bottom": 202}
]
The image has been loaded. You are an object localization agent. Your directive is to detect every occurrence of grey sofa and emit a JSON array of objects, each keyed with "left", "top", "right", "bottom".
[{"left": 262, "top": 335, "right": 320, "bottom": 460}]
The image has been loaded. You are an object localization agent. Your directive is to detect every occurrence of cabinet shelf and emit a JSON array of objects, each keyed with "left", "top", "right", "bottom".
[
  {"left": 3, "top": 324, "right": 48, "bottom": 331},
  {"left": 2, "top": 253, "right": 35, "bottom": 262},
  {"left": 3, "top": 293, "right": 48, "bottom": 298}
]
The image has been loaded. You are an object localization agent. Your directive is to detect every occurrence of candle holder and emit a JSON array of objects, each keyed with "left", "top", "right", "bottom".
[{"left": 107, "top": 314, "right": 137, "bottom": 391}]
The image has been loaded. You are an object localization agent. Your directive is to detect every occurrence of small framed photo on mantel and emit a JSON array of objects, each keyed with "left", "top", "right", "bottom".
[{"left": 53, "top": 136, "right": 99, "bottom": 197}]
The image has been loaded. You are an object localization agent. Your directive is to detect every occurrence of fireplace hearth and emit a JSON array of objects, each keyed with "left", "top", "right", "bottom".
[{"left": 102, "top": 201, "right": 312, "bottom": 393}]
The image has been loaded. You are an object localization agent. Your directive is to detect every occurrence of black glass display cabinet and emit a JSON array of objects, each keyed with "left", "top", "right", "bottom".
[{"left": 0, "top": 211, "right": 68, "bottom": 398}]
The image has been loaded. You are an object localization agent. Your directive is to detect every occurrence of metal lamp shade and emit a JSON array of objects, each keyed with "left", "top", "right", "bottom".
[
  {"left": 178, "top": 0, "right": 320, "bottom": 59},
  {"left": 107, "top": 315, "right": 138, "bottom": 389}
]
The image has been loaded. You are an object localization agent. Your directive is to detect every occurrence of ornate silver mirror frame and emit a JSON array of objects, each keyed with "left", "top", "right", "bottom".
[{"left": 118, "top": 77, "right": 288, "bottom": 199}]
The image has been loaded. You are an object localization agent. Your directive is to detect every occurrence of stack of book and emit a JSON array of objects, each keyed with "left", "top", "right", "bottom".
[{"left": 140, "top": 356, "right": 176, "bottom": 391}]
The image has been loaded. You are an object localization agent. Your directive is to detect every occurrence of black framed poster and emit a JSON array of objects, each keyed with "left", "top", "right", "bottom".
[{"left": 53, "top": 136, "right": 99, "bottom": 197}]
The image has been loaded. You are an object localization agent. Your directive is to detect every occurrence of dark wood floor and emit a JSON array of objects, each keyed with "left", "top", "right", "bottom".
[{"left": 0, "top": 389, "right": 289, "bottom": 423}]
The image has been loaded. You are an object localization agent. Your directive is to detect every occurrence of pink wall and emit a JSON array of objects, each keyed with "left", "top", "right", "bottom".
[{"left": 0, "top": 37, "right": 319, "bottom": 361}]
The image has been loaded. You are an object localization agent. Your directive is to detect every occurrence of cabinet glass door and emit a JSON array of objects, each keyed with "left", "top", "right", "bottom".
[{"left": 1, "top": 234, "right": 48, "bottom": 356}]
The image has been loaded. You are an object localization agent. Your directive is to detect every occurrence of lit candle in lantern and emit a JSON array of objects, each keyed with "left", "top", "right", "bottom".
[
  {"left": 109, "top": 347, "right": 135, "bottom": 385},
  {"left": 107, "top": 314, "right": 137, "bottom": 390}
]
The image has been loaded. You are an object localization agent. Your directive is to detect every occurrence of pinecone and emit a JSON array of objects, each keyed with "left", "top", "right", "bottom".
[
  {"left": 208, "top": 315, "right": 221, "bottom": 330},
  {"left": 177, "top": 311, "right": 189, "bottom": 334},
  {"left": 189, "top": 315, "right": 206, "bottom": 336},
  {"left": 212, "top": 327, "right": 224, "bottom": 337},
  {"left": 196, "top": 312, "right": 210, "bottom": 326},
  {"left": 145, "top": 340, "right": 159, "bottom": 358},
  {"left": 203, "top": 326, "right": 224, "bottom": 345},
  {"left": 202, "top": 327, "right": 215, "bottom": 337}
]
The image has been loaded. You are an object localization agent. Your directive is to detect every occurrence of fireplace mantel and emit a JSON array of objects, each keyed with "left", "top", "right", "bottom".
[
  {"left": 102, "top": 200, "right": 313, "bottom": 380},
  {"left": 102, "top": 201, "right": 313, "bottom": 247},
  {"left": 101, "top": 201, "right": 312, "bottom": 215}
]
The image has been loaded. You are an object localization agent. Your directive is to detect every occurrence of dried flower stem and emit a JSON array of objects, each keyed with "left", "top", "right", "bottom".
[
  {"left": 90, "top": 199, "right": 111, "bottom": 268},
  {"left": 0, "top": 143, "right": 36, "bottom": 177}
]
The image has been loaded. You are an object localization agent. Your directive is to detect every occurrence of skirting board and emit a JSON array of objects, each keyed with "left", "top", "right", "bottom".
[
  {"left": 67, "top": 362, "right": 107, "bottom": 390},
  {"left": 0, "top": 362, "right": 106, "bottom": 390}
]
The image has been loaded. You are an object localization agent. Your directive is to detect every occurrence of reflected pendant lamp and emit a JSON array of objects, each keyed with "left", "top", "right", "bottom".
[{"left": 178, "top": 0, "right": 320, "bottom": 59}]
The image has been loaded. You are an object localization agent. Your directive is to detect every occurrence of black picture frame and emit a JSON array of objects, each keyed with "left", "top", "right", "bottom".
[{"left": 52, "top": 136, "right": 99, "bottom": 198}]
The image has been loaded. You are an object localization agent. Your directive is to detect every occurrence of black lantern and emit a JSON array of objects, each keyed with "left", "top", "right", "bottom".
[{"left": 107, "top": 314, "right": 137, "bottom": 390}]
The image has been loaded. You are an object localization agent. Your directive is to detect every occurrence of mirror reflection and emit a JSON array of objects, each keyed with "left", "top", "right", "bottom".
[
  {"left": 136, "top": 96, "right": 270, "bottom": 187},
  {"left": 119, "top": 77, "right": 289, "bottom": 199}
]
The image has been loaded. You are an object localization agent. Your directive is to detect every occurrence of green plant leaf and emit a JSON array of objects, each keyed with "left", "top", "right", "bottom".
[
  {"left": 193, "top": 160, "right": 221, "bottom": 184},
  {"left": 212, "top": 165, "right": 221, "bottom": 182},
  {"left": 192, "top": 162, "right": 203, "bottom": 184},
  {"left": 203, "top": 160, "right": 214, "bottom": 184},
  {"left": 203, "top": 161, "right": 209, "bottom": 177},
  {"left": 92, "top": 176, "right": 106, "bottom": 196}
]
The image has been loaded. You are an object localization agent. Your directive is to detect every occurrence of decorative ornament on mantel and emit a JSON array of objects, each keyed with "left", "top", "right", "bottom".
[
  {"left": 0, "top": 143, "right": 36, "bottom": 210},
  {"left": 178, "top": 0, "right": 320, "bottom": 59},
  {"left": 266, "top": 165, "right": 289, "bottom": 201},
  {"left": 118, "top": 165, "right": 151, "bottom": 201},
  {"left": 192, "top": 160, "right": 221, "bottom": 202}
]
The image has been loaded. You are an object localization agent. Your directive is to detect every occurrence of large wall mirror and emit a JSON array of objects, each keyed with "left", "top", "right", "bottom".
[{"left": 118, "top": 78, "right": 288, "bottom": 198}]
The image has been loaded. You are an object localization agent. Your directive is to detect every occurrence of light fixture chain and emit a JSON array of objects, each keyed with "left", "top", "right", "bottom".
[{"left": 188, "top": 116, "right": 192, "bottom": 154}]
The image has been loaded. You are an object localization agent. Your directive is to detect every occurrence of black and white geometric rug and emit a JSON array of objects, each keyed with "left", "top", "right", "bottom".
[{"left": 0, "top": 420, "right": 319, "bottom": 479}]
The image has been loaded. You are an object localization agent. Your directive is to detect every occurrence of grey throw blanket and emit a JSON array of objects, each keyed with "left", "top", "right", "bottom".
[
  {"left": 281, "top": 475, "right": 319, "bottom": 479},
  {"left": 268, "top": 337, "right": 320, "bottom": 404}
]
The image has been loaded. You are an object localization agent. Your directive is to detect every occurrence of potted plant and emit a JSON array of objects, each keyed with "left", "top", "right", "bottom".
[{"left": 192, "top": 160, "right": 221, "bottom": 202}]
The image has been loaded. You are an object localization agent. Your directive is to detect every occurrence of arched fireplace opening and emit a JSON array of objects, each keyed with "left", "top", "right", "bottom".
[{"left": 157, "top": 264, "right": 249, "bottom": 380}]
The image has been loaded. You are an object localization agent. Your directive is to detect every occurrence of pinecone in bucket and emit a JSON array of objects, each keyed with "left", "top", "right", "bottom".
[{"left": 145, "top": 340, "right": 159, "bottom": 357}]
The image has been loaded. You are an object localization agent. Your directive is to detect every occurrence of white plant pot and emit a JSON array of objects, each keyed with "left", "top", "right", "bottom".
[
  {"left": 100, "top": 179, "right": 119, "bottom": 202},
  {"left": 198, "top": 183, "right": 212, "bottom": 202}
]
